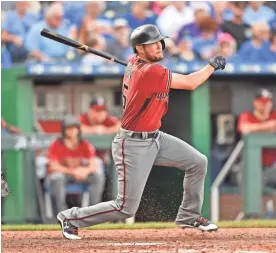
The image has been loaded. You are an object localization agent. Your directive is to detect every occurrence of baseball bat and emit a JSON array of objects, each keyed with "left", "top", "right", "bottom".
[{"left": 40, "top": 28, "right": 128, "bottom": 66}]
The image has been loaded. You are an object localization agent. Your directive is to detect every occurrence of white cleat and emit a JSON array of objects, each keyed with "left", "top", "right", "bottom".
[
  {"left": 177, "top": 216, "right": 218, "bottom": 232},
  {"left": 57, "top": 214, "right": 81, "bottom": 240}
]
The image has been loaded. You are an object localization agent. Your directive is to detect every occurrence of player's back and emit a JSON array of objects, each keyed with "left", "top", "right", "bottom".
[{"left": 121, "top": 55, "right": 172, "bottom": 132}]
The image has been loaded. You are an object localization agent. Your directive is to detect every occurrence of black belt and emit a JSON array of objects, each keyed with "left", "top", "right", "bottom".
[
  {"left": 119, "top": 129, "right": 159, "bottom": 139},
  {"left": 131, "top": 132, "right": 158, "bottom": 139}
]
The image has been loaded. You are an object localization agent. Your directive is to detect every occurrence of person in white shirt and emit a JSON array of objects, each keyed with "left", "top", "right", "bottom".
[{"left": 156, "top": 2, "right": 195, "bottom": 40}]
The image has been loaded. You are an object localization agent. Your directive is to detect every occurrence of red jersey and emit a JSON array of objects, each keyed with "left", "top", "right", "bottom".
[
  {"left": 79, "top": 114, "right": 118, "bottom": 127},
  {"left": 237, "top": 110, "right": 276, "bottom": 167},
  {"left": 121, "top": 56, "right": 172, "bottom": 132},
  {"left": 47, "top": 139, "right": 96, "bottom": 173}
]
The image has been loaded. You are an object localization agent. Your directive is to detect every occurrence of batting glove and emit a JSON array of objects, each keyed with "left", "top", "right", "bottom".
[{"left": 209, "top": 55, "right": 226, "bottom": 70}]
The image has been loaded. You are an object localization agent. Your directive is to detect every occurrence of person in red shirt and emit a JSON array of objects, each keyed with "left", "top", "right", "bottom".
[
  {"left": 238, "top": 88, "right": 276, "bottom": 190},
  {"left": 47, "top": 115, "right": 105, "bottom": 215},
  {"left": 80, "top": 97, "right": 121, "bottom": 135}
]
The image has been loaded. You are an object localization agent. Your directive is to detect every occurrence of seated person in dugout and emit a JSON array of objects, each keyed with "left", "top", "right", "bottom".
[
  {"left": 47, "top": 115, "right": 105, "bottom": 214},
  {"left": 237, "top": 88, "right": 276, "bottom": 191}
]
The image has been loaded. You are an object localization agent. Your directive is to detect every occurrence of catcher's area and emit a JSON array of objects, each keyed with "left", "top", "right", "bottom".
[{"left": 2, "top": 228, "right": 276, "bottom": 253}]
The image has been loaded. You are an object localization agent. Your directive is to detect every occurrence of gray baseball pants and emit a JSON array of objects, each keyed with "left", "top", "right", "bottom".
[{"left": 59, "top": 129, "right": 208, "bottom": 228}]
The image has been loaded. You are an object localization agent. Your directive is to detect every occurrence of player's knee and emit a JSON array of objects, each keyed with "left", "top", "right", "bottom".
[
  {"left": 122, "top": 208, "right": 137, "bottom": 218},
  {"left": 115, "top": 199, "right": 138, "bottom": 217},
  {"left": 195, "top": 154, "right": 208, "bottom": 175}
]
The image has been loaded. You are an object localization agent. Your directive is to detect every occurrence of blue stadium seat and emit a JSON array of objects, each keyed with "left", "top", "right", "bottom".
[{"left": 65, "top": 183, "right": 89, "bottom": 194}]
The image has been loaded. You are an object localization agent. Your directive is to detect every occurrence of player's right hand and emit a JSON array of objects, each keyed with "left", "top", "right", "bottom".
[{"left": 209, "top": 55, "right": 226, "bottom": 70}]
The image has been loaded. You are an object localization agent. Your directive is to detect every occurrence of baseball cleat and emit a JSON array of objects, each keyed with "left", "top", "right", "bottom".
[
  {"left": 177, "top": 216, "right": 218, "bottom": 232},
  {"left": 57, "top": 214, "right": 81, "bottom": 240}
]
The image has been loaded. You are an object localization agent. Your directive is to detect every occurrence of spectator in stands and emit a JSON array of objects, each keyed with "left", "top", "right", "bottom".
[
  {"left": 263, "top": 30, "right": 276, "bottom": 62},
  {"left": 237, "top": 89, "right": 276, "bottom": 191},
  {"left": 192, "top": 16, "right": 219, "bottom": 60},
  {"left": 1, "top": 117, "right": 23, "bottom": 135},
  {"left": 216, "top": 33, "right": 240, "bottom": 61},
  {"left": 106, "top": 19, "right": 133, "bottom": 62},
  {"left": 79, "top": 1, "right": 112, "bottom": 46},
  {"left": 123, "top": 2, "right": 157, "bottom": 31},
  {"left": 176, "top": 4, "right": 210, "bottom": 45},
  {"left": 1, "top": 1, "right": 39, "bottom": 63},
  {"left": 25, "top": 3, "right": 75, "bottom": 62},
  {"left": 82, "top": 36, "right": 106, "bottom": 65},
  {"left": 243, "top": 1, "right": 275, "bottom": 26},
  {"left": 47, "top": 115, "right": 105, "bottom": 214},
  {"left": 151, "top": 1, "right": 170, "bottom": 15},
  {"left": 80, "top": 97, "right": 120, "bottom": 135},
  {"left": 238, "top": 22, "right": 270, "bottom": 62},
  {"left": 1, "top": 46, "right": 12, "bottom": 68},
  {"left": 211, "top": 1, "right": 231, "bottom": 24},
  {"left": 157, "top": 2, "right": 194, "bottom": 39},
  {"left": 221, "top": 2, "right": 251, "bottom": 49},
  {"left": 176, "top": 39, "right": 198, "bottom": 62}
]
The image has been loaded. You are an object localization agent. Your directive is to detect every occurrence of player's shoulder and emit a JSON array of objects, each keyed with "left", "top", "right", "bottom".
[
  {"left": 49, "top": 138, "right": 63, "bottom": 149},
  {"left": 239, "top": 111, "right": 252, "bottom": 118},
  {"left": 81, "top": 139, "right": 94, "bottom": 148},
  {"left": 270, "top": 110, "right": 276, "bottom": 119},
  {"left": 79, "top": 113, "right": 87, "bottom": 123},
  {"left": 142, "top": 63, "right": 167, "bottom": 75}
]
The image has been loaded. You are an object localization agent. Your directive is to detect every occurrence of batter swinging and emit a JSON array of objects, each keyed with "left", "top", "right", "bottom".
[{"left": 57, "top": 24, "right": 226, "bottom": 240}]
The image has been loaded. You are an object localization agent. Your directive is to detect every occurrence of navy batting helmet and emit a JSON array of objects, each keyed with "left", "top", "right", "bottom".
[{"left": 130, "top": 24, "right": 169, "bottom": 53}]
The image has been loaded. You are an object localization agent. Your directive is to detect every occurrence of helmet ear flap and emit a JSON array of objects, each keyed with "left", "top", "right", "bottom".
[{"left": 161, "top": 40, "right": 165, "bottom": 50}]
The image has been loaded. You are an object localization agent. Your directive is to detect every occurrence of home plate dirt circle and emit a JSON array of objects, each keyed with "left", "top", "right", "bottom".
[{"left": 2, "top": 228, "right": 276, "bottom": 253}]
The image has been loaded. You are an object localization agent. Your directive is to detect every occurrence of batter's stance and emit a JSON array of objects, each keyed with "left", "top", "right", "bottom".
[{"left": 57, "top": 24, "right": 226, "bottom": 240}]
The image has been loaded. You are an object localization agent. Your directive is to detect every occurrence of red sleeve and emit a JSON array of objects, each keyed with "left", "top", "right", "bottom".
[
  {"left": 47, "top": 140, "right": 60, "bottom": 162},
  {"left": 82, "top": 140, "right": 96, "bottom": 158},
  {"left": 237, "top": 112, "right": 250, "bottom": 133},
  {"left": 141, "top": 64, "right": 172, "bottom": 94},
  {"left": 103, "top": 116, "right": 119, "bottom": 127},
  {"left": 79, "top": 114, "right": 87, "bottom": 125}
]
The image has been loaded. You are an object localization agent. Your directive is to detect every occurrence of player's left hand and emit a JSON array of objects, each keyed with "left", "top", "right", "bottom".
[
  {"left": 209, "top": 55, "right": 226, "bottom": 70},
  {"left": 73, "top": 168, "right": 89, "bottom": 181}
]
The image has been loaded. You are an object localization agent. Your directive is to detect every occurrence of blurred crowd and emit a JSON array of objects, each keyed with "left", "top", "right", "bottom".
[{"left": 1, "top": 1, "right": 276, "bottom": 68}]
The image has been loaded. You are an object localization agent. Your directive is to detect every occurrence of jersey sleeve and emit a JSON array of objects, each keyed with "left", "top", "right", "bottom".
[
  {"left": 83, "top": 141, "right": 96, "bottom": 158},
  {"left": 141, "top": 64, "right": 172, "bottom": 94},
  {"left": 237, "top": 112, "right": 249, "bottom": 133},
  {"left": 79, "top": 114, "right": 86, "bottom": 124},
  {"left": 104, "top": 116, "right": 119, "bottom": 127},
  {"left": 47, "top": 141, "right": 60, "bottom": 162}
]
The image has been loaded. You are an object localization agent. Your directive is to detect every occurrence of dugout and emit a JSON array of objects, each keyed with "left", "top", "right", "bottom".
[{"left": 1, "top": 62, "right": 276, "bottom": 223}]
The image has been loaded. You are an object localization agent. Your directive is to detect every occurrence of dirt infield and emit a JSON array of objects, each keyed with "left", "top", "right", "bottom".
[{"left": 2, "top": 228, "right": 276, "bottom": 253}]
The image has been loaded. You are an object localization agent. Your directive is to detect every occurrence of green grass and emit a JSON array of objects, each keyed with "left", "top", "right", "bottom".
[{"left": 2, "top": 220, "right": 276, "bottom": 231}]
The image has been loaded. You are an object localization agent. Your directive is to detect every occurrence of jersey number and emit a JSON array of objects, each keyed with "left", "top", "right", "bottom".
[{"left": 122, "top": 83, "right": 129, "bottom": 110}]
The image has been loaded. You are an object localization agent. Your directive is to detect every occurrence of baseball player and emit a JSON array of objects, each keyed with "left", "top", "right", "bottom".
[
  {"left": 57, "top": 24, "right": 226, "bottom": 240},
  {"left": 47, "top": 115, "right": 105, "bottom": 214}
]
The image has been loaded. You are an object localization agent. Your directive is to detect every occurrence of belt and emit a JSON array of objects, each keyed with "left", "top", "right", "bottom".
[{"left": 119, "top": 128, "right": 159, "bottom": 140}]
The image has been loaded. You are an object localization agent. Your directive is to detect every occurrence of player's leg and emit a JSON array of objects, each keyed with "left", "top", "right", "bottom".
[
  {"left": 153, "top": 132, "right": 217, "bottom": 231},
  {"left": 47, "top": 173, "right": 67, "bottom": 215},
  {"left": 87, "top": 157, "right": 106, "bottom": 205},
  {"left": 57, "top": 134, "right": 158, "bottom": 238}
]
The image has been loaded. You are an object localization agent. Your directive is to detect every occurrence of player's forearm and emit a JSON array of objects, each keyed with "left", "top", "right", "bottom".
[
  {"left": 171, "top": 65, "right": 214, "bottom": 90},
  {"left": 48, "top": 161, "right": 73, "bottom": 175},
  {"left": 105, "top": 123, "right": 121, "bottom": 133},
  {"left": 81, "top": 125, "right": 100, "bottom": 134},
  {"left": 240, "top": 122, "right": 274, "bottom": 134},
  {"left": 186, "top": 65, "right": 215, "bottom": 90}
]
